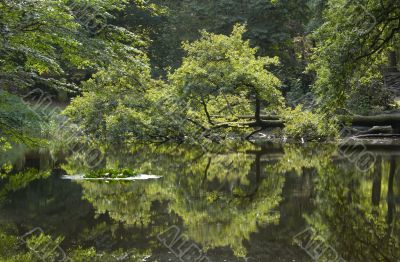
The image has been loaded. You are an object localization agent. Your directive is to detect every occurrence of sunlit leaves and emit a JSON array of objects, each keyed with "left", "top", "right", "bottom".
[
  {"left": 0, "top": 0, "right": 149, "bottom": 91},
  {"left": 309, "top": 0, "right": 400, "bottom": 109},
  {"left": 170, "top": 24, "right": 284, "bottom": 128}
]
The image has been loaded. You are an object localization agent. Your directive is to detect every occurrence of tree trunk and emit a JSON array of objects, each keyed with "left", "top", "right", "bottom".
[
  {"left": 255, "top": 96, "right": 261, "bottom": 124},
  {"left": 388, "top": 51, "right": 398, "bottom": 72}
]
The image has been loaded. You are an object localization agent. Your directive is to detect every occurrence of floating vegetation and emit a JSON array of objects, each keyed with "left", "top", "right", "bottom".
[
  {"left": 84, "top": 168, "right": 138, "bottom": 179},
  {"left": 61, "top": 168, "right": 161, "bottom": 181}
]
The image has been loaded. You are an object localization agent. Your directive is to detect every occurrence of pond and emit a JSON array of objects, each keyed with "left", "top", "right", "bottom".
[{"left": 0, "top": 141, "right": 399, "bottom": 261}]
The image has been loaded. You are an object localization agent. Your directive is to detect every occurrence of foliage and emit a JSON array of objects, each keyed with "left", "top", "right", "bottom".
[
  {"left": 0, "top": 90, "right": 42, "bottom": 144},
  {"left": 65, "top": 24, "right": 285, "bottom": 143},
  {"left": 149, "top": 0, "right": 311, "bottom": 85},
  {"left": 0, "top": 137, "right": 11, "bottom": 152},
  {"left": 346, "top": 77, "right": 395, "bottom": 114},
  {"left": 63, "top": 57, "right": 182, "bottom": 142},
  {"left": 0, "top": 0, "right": 157, "bottom": 144},
  {"left": 280, "top": 105, "right": 338, "bottom": 141},
  {"left": 0, "top": 0, "right": 149, "bottom": 92},
  {"left": 3, "top": 0, "right": 400, "bottom": 145},
  {"left": 309, "top": 0, "right": 400, "bottom": 109},
  {"left": 170, "top": 24, "right": 283, "bottom": 125}
]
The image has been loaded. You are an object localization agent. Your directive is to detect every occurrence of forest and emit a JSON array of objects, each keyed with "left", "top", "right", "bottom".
[
  {"left": 1, "top": 0, "right": 400, "bottom": 261},
  {"left": 1, "top": 0, "right": 399, "bottom": 146}
]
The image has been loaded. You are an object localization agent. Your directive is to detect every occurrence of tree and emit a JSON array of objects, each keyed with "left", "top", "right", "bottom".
[
  {"left": 65, "top": 24, "right": 284, "bottom": 143},
  {"left": 0, "top": 0, "right": 148, "bottom": 92},
  {"left": 148, "top": 0, "right": 311, "bottom": 80},
  {"left": 309, "top": 0, "right": 400, "bottom": 110},
  {"left": 170, "top": 24, "right": 283, "bottom": 129},
  {"left": 0, "top": 0, "right": 154, "bottom": 142}
]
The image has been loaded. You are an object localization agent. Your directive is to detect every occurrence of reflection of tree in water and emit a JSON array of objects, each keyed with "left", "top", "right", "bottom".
[
  {"left": 10, "top": 141, "right": 399, "bottom": 260},
  {"left": 169, "top": 151, "right": 285, "bottom": 257},
  {"left": 0, "top": 157, "right": 153, "bottom": 261},
  {"left": 0, "top": 168, "right": 50, "bottom": 208},
  {"left": 80, "top": 181, "right": 169, "bottom": 227},
  {"left": 78, "top": 142, "right": 289, "bottom": 257},
  {"left": 265, "top": 143, "right": 336, "bottom": 175},
  {"left": 0, "top": 222, "right": 152, "bottom": 262},
  {"left": 307, "top": 155, "right": 400, "bottom": 261},
  {"left": 0, "top": 145, "right": 53, "bottom": 208},
  {"left": 0, "top": 142, "right": 323, "bottom": 260}
]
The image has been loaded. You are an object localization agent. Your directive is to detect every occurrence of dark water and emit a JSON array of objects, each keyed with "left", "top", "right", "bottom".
[{"left": 0, "top": 141, "right": 399, "bottom": 261}]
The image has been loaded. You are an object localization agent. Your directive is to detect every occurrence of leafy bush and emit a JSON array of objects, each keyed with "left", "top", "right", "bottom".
[{"left": 280, "top": 106, "right": 338, "bottom": 141}]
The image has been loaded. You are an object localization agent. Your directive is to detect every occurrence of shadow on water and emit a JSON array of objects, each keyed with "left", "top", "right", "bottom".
[{"left": 0, "top": 140, "right": 399, "bottom": 261}]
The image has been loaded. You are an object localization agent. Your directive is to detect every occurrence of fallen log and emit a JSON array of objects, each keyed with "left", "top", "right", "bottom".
[
  {"left": 357, "top": 126, "right": 393, "bottom": 135},
  {"left": 209, "top": 120, "right": 284, "bottom": 129},
  {"left": 338, "top": 114, "right": 400, "bottom": 126},
  {"left": 210, "top": 115, "right": 280, "bottom": 120},
  {"left": 236, "top": 115, "right": 280, "bottom": 120},
  {"left": 251, "top": 114, "right": 400, "bottom": 130},
  {"left": 210, "top": 113, "right": 400, "bottom": 131},
  {"left": 338, "top": 114, "right": 400, "bottom": 132},
  {"left": 352, "top": 134, "right": 400, "bottom": 139}
]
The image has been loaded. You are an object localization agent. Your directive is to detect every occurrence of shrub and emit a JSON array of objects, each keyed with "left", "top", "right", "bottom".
[{"left": 280, "top": 106, "right": 338, "bottom": 141}]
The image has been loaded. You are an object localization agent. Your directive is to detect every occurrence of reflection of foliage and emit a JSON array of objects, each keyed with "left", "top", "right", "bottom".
[
  {"left": 170, "top": 173, "right": 284, "bottom": 257},
  {"left": 78, "top": 142, "right": 285, "bottom": 258},
  {"left": 68, "top": 246, "right": 151, "bottom": 262},
  {"left": 80, "top": 180, "right": 170, "bottom": 227},
  {"left": 203, "top": 152, "right": 252, "bottom": 186},
  {"left": 0, "top": 168, "right": 50, "bottom": 207},
  {"left": 307, "top": 158, "right": 400, "bottom": 261},
  {"left": 4, "top": 139, "right": 400, "bottom": 261},
  {"left": 0, "top": 226, "right": 36, "bottom": 262},
  {"left": 266, "top": 143, "right": 336, "bottom": 175},
  {"left": 0, "top": 225, "right": 150, "bottom": 262}
]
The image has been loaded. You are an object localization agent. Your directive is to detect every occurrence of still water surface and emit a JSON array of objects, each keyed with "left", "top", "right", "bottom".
[{"left": 0, "top": 141, "right": 399, "bottom": 261}]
